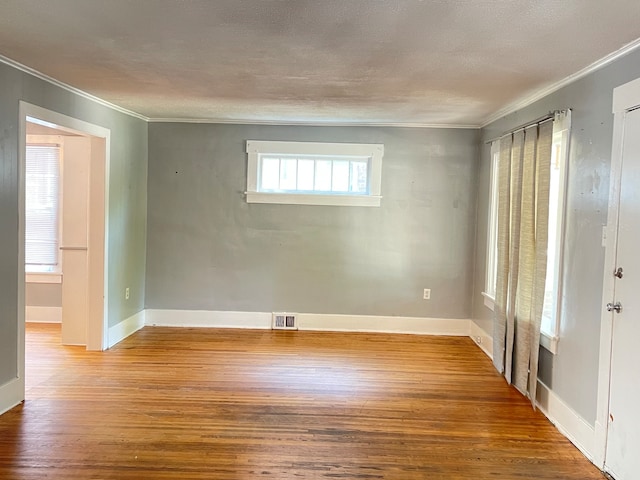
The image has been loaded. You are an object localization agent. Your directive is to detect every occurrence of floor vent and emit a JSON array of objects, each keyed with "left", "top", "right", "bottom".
[{"left": 272, "top": 312, "right": 298, "bottom": 330}]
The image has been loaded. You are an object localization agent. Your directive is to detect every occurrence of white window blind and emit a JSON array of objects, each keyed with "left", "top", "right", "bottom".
[{"left": 25, "top": 144, "right": 60, "bottom": 272}]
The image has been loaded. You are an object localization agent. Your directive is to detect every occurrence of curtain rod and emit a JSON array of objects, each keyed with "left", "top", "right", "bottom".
[{"left": 484, "top": 109, "right": 566, "bottom": 144}]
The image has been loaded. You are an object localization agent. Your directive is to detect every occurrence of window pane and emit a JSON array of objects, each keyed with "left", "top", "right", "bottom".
[
  {"left": 297, "top": 159, "right": 315, "bottom": 191},
  {"left": 315, "top": 160, "right": 332, "bottom": 191},
  {"left": 247, "top": 140, "right": 383, "bottom": 206},
  {"left": 350, "top": 161, "right": 368, "bottom": 193},
  {"left": 332, "top": 160, "right": 349, "bottom": 192},
  {"left": 261, "top": 157, "right": 280, "bottom": 190},
  {"left": 280, "top": 158, "right": 297, "bottom": 190},
  {"left": 542, "top": 137, "right": 564, "bottom": 333},
  {"left": 486, "top": 145, "right": 500, "bottom": 298}
]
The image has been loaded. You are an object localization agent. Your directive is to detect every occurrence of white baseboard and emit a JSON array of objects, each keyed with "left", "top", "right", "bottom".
[
  {"left": 108, "top": 310, "right": 146, "bottom": 348},
  {"left": 25, "top": 306, "right": 62, "bottom": 323},
  {"left": 0, "top": 377, "right": 24, "bottom": 416},
  {"left": 468, "top": 321, "right": 493, "bottom": 360},
  {"left": 145, "top": 309, "right": 272, "bottom": 329},
  {"left": 536, "top": 380, "right": 596, "bottom": 462},
  {"left": 298, "top": 313, "right": 470, "bottom": 335},
  {"left": 144, "top": 309, "right": 471, "bottom": 336}
]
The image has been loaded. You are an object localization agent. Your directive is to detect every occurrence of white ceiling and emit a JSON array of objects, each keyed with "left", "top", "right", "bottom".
[{"left": 2, "top": 0, "right": 640, "bottom": 127}]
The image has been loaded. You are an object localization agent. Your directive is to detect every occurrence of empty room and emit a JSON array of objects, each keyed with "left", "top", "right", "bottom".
[{"left": 1, "top": 1, "right": 640, "bottom": 479}]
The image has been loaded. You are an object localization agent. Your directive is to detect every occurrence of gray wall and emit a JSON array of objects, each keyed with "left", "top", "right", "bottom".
[
  {"left": 0, "top": 61, "right": 148, "bottom": 387},
  {"left": 146, "top": 124, "right": 478, "bottom": 318},
  {"left": 26, "top": 283, "right": 61, "bottom": 307},
  {"left": 472, "top": 47, "right": 640, "bottom": 425}
]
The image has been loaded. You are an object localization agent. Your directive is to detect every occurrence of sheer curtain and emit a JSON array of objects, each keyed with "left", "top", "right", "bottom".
[{"left": 493, "top": 118, "right": 553, "bottom": 403}]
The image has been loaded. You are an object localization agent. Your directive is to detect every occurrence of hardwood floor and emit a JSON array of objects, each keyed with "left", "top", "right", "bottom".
[{"left": 0, "top": 323, "right": 604, "bottom": 479}]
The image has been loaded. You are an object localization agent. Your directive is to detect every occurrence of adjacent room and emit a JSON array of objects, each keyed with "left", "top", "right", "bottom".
[{"left": 1, "top": 1, "right": 640, "bottom": 479}]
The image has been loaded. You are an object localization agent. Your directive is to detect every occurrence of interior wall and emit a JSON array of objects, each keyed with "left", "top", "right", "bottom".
[
  {"left": 146, "top": 123, "right": 479, "bottom": 319},
  {"left": 472, "top": 47, "right": 640, "bottom": 425},
  {"left": 0, "top": 60, "right": 148, "bottom": 388},
  {"left": 25, "top": 284, "right": 61, "bottom": 308}
]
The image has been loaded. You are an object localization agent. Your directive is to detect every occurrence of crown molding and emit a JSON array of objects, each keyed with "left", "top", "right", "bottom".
[
  {"left": 148, "top": 117, "right": 480, "bottom": 129},
  {"left": 481, "top": 36, "right": 640, "bottom": 128},
  {"left": 0, "top": 54, "right": 149, "bottom": 122}
]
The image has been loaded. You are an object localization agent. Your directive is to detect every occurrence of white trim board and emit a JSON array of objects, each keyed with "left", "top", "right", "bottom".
[
  {"left": 298, "top": 313, "right": 470, "bottom": 335},
  {"left": 145, "top": 310, "right": 272, "bottom": 329},
  {"left": 108, "top": 310, "right": 146, "bottom": 348},
  {"left": 144, "top": 309, "right": 471, "bottom": 336},
  {"left": 536, "top": 381, "right": 596, "bottom": 463},
  {"left": 25, "top": 306, "right": 62, "bottom": 323},
  {"left": 0, "top": 377, "right": 24, "bottom": 416},
  {"left": 469, "top": 321, "right": 493, "bottom": 360},
  {"left": 26, "top": 273, "right": 62, "bottom": 284}
]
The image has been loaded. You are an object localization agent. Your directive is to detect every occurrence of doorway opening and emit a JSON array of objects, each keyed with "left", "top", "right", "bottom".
[{"left": 18, "top": 102, "right": 111, "bottom": 400}]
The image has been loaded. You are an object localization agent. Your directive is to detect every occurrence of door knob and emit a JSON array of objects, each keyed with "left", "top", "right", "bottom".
[{"left": 607, "top": 302, "right": 623, "bottom": 313}]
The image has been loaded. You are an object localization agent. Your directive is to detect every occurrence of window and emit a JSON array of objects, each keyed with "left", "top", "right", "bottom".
[
  {"left": 25, "top": 144, "right": 61, "bottom": 273},
  {"left": 484, "top": 140, "right": 500, "bottom": 305},
  {"left": 484, "top": 110, "right": 571, "bottom": 353},
  {"left": 540, "top": 112, "right": 571, "bottom": 349},
  {"left": 246, "top": 141, "right": 383, "bottom": 206}
]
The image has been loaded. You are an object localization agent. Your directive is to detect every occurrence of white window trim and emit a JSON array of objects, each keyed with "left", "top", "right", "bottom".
[
  {"left": 481, "top": 291, "right": 495, "bottom": 310},
  {"left": 246, "top": 140, "right": 383, "bottom": 207},
  {"left": 25, "top": 272, "right": 63, "bottom": 284},
  {"left": 540, "top": 331, "right": 559, "bottom": 353}
]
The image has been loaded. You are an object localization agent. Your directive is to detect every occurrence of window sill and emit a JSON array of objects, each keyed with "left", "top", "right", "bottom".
[
  {"left": 540, "top": 331, "right": 559, "bottom": 354},
  {"left": 246, "top": 192, "right": 382, "bottom": 207},
  {"left": 26, "top": 272, "right": 62, "bottom": 284},
  {"left": 481, "top": 292, "right": 495, "bottom": 311},
  {"left": 481, "top": 291, "right": 558, "bottom": 354}
]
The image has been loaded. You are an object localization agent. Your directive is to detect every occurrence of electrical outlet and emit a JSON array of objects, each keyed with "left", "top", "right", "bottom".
[
  {"left": 423, "top": 288, "right": 431, "bottom": 300},
  {"left": 125, "top": 287, "right": 130, "bottom": 300}
]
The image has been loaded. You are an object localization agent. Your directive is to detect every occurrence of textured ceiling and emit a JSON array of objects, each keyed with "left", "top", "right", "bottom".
[{"left": 1, "top": 0, "right": 640, "bottom": 126}]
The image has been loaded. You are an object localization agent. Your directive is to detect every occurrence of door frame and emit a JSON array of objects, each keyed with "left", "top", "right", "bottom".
[
  {"left": 18, "top": 102, "right": 111, "bottom": 387},
  {"left": 595, "top": 76, "right": 640, "bottom": 469}
]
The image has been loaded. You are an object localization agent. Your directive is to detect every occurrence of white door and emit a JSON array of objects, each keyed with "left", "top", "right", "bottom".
[{"left": 605, "top": 107, "right": 640, "bottom": 479}]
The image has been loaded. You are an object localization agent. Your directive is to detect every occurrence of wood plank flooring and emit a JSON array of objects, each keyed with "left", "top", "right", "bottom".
[{"left": 0, "top": 323, "right": 604, "bottom": 479}]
